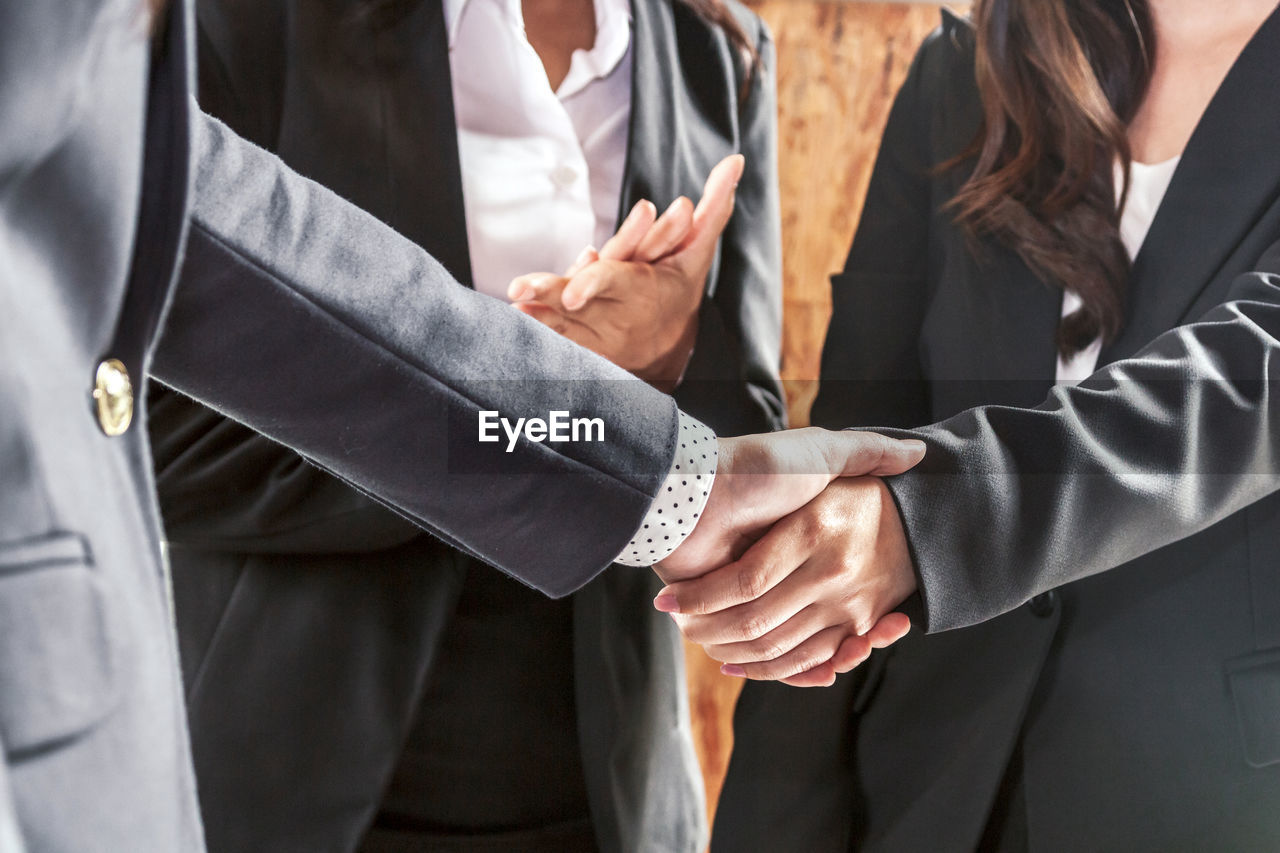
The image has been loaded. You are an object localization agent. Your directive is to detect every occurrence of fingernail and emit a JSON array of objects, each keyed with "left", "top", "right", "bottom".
[
  {"left": 509, "top": 283, "right": 533, "bottom": 302},
  {"left": 623, "top": 201, "right": 650, "bottom": 227},
  {"left": 653, "top": 593, "right": 680, "bottom": 613},
  {"left": 573, "top": 246, "right": 596, "bottom": 267},
  {"left": 903, "top": 439, "right": 927, "bottom": 453},
  {"left": 720, "top": 664, "right": 746, "bottom": 678}
]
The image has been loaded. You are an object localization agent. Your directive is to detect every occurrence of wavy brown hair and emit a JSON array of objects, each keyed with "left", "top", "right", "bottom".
[{"left": 950, "top": 0, "right": 1155, "bottom": 357}]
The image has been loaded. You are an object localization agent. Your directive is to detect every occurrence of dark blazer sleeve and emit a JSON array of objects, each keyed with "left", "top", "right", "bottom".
[
  {"left": 149, "top": 387, "right": 425, "bottom": 554},
  {"left": 809, "top": 31, "right": 938, "bottom": 431},
  {"left": 887, "top": 242, "right": 1280, "bottom": 631},
  {"left": 676, "top": 19, "right": 786, "bottom": 435},
  {"left": 151, "top": 110, "right": 680, "bottom": 597},
  {"left": 149, "top": 5, "right": 423, "bottom": 556}
]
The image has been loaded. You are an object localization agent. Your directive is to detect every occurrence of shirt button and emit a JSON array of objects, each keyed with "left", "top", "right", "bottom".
[
  {"left": 551, "top": 165, "right": 578, "bottom": 189},
  {"left": 92, "top": 358, "right": 134, "bottom": 437}
]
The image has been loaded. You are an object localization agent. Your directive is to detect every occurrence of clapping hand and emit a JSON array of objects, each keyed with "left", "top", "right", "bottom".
[{"left": 507, "top": 155, "right": 744, "bottom": 388}]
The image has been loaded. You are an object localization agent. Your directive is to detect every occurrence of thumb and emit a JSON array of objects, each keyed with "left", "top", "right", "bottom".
[
  {"left": 508, "top": 272, "right": 565, "bottom": 303},
  {"left": 561, "top": 263, "right": 613, "bottom": 312},
  {"left": 864, "top": 612, "right": 912, "bottom": 650},
  {"left": 821, "top": 431, "right": 927, "bottom": 478}
]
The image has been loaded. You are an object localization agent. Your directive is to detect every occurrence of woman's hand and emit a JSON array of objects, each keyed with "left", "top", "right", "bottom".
[
  {"left": 507, "top": 155, "right": 745, "bottom": 389},
  {"left": 657, "top": 476, "right": 919, "bottom": 686}
]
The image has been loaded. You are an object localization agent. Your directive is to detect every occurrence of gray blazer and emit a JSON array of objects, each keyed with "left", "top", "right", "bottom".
[
  {"left": 717, "top": 10, "right": 1280, "bottom": 852},
  {"left": 150, "top": 0, "right": 782, "bottom": 850},
  {"left": 0, "top": 0, "right": 686, "bottom": 849}
]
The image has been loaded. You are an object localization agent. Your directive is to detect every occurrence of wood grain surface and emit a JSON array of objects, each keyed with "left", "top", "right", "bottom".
[{"left": 684, "top": 1, "right": 969, "bottom": 832}]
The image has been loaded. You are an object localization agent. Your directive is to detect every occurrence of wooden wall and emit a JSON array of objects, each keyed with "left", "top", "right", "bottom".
[{"left": 684, "top": 0, "right": 969, "bottom": 829}]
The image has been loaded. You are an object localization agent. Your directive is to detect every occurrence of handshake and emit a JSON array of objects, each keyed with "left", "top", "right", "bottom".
[
  {"left": 654, "top": 428, "right": 923, "bottom": 688},
  {"left": 506, "top": 154, "right": 924, "bottom": 687}
]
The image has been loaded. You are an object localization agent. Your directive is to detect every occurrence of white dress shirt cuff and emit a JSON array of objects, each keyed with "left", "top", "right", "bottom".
[{"left": 613, "top": 411, "right": 717, "bottom": 566}]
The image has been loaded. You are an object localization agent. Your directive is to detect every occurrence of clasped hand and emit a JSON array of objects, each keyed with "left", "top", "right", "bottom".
[{"left": 658, "top": 430, "right": 922, "bottom": 687}]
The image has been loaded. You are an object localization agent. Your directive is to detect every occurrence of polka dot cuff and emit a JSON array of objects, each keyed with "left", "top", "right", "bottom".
[{"left": 614, "top": 411, "right": 717, "bottom": 566}]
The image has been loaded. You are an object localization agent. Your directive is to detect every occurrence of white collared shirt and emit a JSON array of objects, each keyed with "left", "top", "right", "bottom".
[{"left": 444, "top": 0, "right": 633, "bottom": 300}]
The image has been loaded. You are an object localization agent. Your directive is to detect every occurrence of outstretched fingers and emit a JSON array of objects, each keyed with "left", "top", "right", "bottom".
[
  {"left": 597, "top": 199, "right": 658, "bottom": 261},
  {"left": 669, "top": 154, "right": 745, "bottom": 277},
  {"left": 630, "top": 197, "right": 694, "bottom": 265}
]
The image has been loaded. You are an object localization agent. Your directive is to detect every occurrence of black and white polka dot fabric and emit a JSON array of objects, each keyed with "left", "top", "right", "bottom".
[{"left": 613, "top": 412, "right": 717, "bottom": 566}]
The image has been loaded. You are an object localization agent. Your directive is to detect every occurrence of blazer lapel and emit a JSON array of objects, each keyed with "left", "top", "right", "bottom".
[
  {"left": 621, "top": 0, "right": 737, "bottom": 296},
  {"left": 620, "top": 0, "right": 678, "bottom": 219},
  {"left": 373, "top": 0, "right": 474, "bottom": 287},
  {"left": 1101, "top": 5, "right": 1280, "bottom": 362},
  {"left": 281, "top": 0, "right": 473, "bottom": 288}
]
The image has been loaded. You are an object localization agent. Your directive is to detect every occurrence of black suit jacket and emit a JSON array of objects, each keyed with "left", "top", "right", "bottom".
[
  {"left": 151, "top": 2, "right": 783, "bottom": 851},
  {"left": 717, "top": 9, "right": 1280, "bottom": 852}
]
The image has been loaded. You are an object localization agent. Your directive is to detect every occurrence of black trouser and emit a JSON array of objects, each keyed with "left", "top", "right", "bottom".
[{"left": 362, "top": 561, "right": 596, "bottom": 852}]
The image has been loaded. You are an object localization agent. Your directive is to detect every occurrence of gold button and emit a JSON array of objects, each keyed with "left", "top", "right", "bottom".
[{"left": 93, "top": 358, "right": 134, "bottom": 437}]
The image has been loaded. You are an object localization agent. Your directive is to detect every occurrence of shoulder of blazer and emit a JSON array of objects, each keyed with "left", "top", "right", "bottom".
[
  {"left": 717, "top": 0, "right": 773, "bottom": 104},
  {"left": 898, "top": 9, "right": 982, "bottom": 172},
  {"left": 658, "top": 0, "right": 767, "bottom": 107}
]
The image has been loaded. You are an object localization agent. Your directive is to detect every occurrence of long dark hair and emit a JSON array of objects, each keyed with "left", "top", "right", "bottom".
[
  {"left": 351, "top": 0, "right": 759, "bottom": 89},
  {"left": 949, "top": 0, "right": 1155, "bottom": 358}
]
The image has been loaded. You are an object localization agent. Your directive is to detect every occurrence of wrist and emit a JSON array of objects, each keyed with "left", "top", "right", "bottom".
[
  {"left": 613, "top": 414, "right": 718, "bottom": 568},
  {"left": 637, "top": 314, "right": 699, "bottom": 391},
  {"left": 870, "top": 478, "right": 918, "bottom": 620}
]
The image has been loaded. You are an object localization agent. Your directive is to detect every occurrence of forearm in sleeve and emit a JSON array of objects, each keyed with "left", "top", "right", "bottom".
[
  {"left": 149, "top": 384, "right": 424, "bottom": 554},
  {"left": 887, "top": 249, "right": 1280, "bottom": 632},
  {"left": 152, "top": 109, "right": 681, "bottom": 596}
]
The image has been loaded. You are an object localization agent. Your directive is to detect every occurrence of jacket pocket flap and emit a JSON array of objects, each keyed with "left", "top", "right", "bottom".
[
  {"left": 1227, "top": 648, "right": 1280, "bottom": 769},
  {"left": 0, "top": 533, "right": 118, "bottom": 755},
  {"left": 0, "top": 534, "right": 88, "bottom": 575}
]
